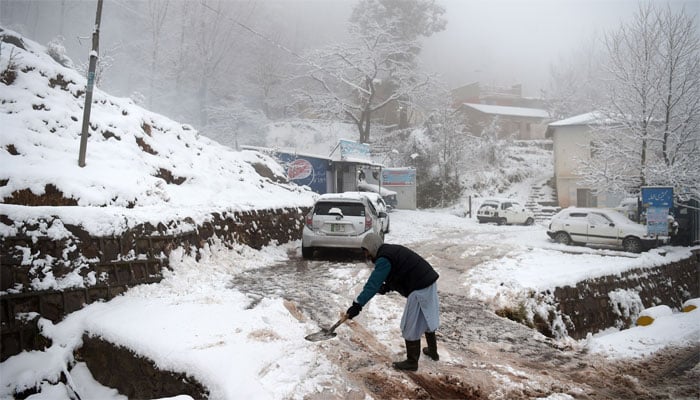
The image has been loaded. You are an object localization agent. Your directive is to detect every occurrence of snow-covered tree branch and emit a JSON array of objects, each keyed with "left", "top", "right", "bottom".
[
  {"left": 580, "top": 3, "right": 700, "bottom": 198},
  {"left": 295, "top": 21, "right": 434, "bottom": 143}
]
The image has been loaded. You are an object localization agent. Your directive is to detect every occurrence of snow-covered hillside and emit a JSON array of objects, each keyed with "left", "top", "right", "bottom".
[{"left": 0, "top": 27, "right": 315, "bottom": 230}]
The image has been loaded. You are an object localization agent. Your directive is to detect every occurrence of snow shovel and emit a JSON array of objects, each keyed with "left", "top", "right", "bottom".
[{"left": 305, "top": 314, "right": 348, "bottom": 342}]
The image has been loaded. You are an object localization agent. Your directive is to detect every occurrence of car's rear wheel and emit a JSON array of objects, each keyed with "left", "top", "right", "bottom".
[
  {"left": 524, "top": 217, "right": 534, "bottom": 226},
  {"left": 301, "top": 246, "right": 314, "bottom": 259},
  {"left": 622, "top": 237, "right": 643, "bottom": 253},
  {"left": 553, "top": 231, "right": 571, "bottom": 245}
]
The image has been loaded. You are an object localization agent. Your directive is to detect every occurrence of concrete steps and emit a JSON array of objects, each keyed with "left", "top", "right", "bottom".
[{"left": 526, "top": 177, "right": 560, "bottom": 223}]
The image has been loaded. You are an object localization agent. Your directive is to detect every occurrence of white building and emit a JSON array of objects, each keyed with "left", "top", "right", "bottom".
[{"left": 545, "top": 112, "right": 625, "bottom": 208}]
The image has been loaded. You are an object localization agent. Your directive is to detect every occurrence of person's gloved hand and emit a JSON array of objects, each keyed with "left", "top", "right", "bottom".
[
  {"left": 346, "top": 302, "right": 362, "bottom": 319},
  {"left": 378, "top": 283, "right": 390, "bottom": 295}
]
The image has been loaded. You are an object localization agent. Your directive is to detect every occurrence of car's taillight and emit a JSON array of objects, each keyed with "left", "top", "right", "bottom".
[
  {"left": 305, "top": 212, "right": 313, "bottom": 228},
  {"left": 365, "top": 214, "right": 372, "bottom": 231}
]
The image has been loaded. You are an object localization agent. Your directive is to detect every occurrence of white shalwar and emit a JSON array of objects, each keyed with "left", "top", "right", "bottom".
[{"left": 400, "top": 282, "right": 440, "bottom": 341}]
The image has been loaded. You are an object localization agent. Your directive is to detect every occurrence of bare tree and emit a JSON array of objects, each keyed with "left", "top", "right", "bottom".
[
  {"left": 296, "top": 19, "right": 433, "bottom": 143},
  {"left": 204, "top": 96, "right": 269, "bottom": 150},
  {"left": 146, "top": 0, "right": 169, "bottom": 109},
  {"left": 580, "top": 3, "right": 700, "bottom": 197},
  {"left": 350, "top": 0, "right": 446, "bottom": 50},
  {"left": 350, "top": 0, "right": 446, "bottom": 130},
  {"left": 542, "top": 37, "right": 606, "bottom": 120},
  {"left": 246, "top": 34, "right": 290, "bottom": 119},
  {"left": 653, "top": 4, "right": 700, "bottom": 194}
]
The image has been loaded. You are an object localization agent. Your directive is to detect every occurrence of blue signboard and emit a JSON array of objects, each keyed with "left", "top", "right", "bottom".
[
  {"left": 382, "top": 168, "right": 416, "bottom": 186},
  {"left": 275, "top": 152, "right": 329, "bottom": 194},
  {"left": 641, "top": 186, "right": 673, "bottom": 236},
  {"left": 338, "top": 139, "right": 371, "bottom": 162},
  {"left": 641, "top": 187, "right": 673, "bottom": 208}
]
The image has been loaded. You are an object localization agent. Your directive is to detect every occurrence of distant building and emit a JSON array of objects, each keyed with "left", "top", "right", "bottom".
[
  {"left": 243, "top": 141, "right": 417, "bottom": 209},
  {"left": 450, "top": 82, "right": 481, "bottom": 105},
  {"left": 459, "top": 102, "right": 550, "bottom": 140},
  {"left": 450, "top": 82, "right": 544, "bottom": 108},
  {"left": 546, "top": 113, "right": 700, "bottom": 245},
  {"left": 451, "top": 82, "right": 549, "bottom": 140}
]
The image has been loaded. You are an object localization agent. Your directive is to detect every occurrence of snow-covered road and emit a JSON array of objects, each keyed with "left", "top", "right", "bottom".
[{"left": 2, "top": 209, "right": 698, "bottom": 399}]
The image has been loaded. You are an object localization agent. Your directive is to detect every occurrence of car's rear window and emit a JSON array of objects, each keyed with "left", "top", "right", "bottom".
[{"left": 314, "top": 201, "right": 366, "bottom": 217}]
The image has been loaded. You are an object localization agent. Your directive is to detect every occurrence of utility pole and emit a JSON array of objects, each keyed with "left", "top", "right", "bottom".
[{"left": 78, "top": 0, "right": 103, "bottom": 167}]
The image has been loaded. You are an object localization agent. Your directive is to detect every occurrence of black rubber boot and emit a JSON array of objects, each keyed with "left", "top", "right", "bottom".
[
  {"left": 422, "top": 331, "right": 439, "bottom": 361},
  {"left": 392, "top": 340, "right": 420, "bottom": 371}
]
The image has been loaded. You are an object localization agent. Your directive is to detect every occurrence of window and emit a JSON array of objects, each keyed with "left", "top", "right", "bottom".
[
  {"left": 588, "top": 213, "right": 610, "bottom": 225},
  {"left": 576, "top": 189, "right": 598, "bottom": 207},
  {"left": 366, "top": 201, "right": 378, "bottom": 216},
  {"left": 314, "top": 202, "right": 366, "bottom": 217},
  {"left": 479, "top": 203, "right": 498, "bottom": 210}
]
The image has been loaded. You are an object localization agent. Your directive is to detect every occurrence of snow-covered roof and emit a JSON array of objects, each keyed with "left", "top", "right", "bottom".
[
  {"left": 548, "top": 112, "right": 604, "bottom": 127},
  {"left": 241, "top": 145, "right": 330, "bottom": 161},
  {"left": 462, "top": 103, "right": 549, "bottom": 119}
]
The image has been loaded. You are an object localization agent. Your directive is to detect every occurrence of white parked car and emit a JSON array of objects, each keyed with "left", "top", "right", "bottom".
[
  {"left": 343, "top": 191, "right": 390, "bottom": 233},
  {"left": 476, "top": 198, "right": 535, "bottom": 225},
  {"left": 547, "top": 207, "right": 668, "bottom": 253},
  {"left": 357, "top": 182, "right": 398, "bottom": 210},
  {"left": 301, "top": 193, "right": 386, "bottom": 259}
]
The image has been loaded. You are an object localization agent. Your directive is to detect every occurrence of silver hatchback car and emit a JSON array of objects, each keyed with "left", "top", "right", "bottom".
[{"left": 301, "top": 193, "right": 386, "bottom": 259}]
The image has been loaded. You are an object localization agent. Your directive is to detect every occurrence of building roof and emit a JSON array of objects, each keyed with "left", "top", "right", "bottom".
[
  {"left": 548, "top": 112, "right": 604, "bottom": 127},
  {"left": 462, "top": 103, "right": 549, "bottom": 119}
]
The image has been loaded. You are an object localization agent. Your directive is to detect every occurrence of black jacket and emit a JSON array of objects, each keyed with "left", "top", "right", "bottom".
[{"left": 376, "top": 244, "right": 439, "bottom": 297}]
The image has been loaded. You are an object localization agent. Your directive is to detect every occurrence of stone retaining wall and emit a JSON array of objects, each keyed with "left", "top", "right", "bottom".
[
  {"left": 0, "top": 207, "right": 309, "bottom": 361},
  {"left": 77, "top": 335, "right": 208, "bottom": 399},
  {"left": 551, "top": 252, "right": 699, "bottom": 339}
]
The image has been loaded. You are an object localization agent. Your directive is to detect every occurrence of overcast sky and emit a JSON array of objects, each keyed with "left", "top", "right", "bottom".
[
  {"left": 420, "top": 0, "right": 699, "bottom": 96},
  {"left": 1, "top": 0, "right": 697, "bottom": 102}
]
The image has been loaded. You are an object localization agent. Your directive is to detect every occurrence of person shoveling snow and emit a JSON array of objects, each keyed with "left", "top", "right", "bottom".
[{"left": 344, "top": 233, "right": 441, "bottom": 372}]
